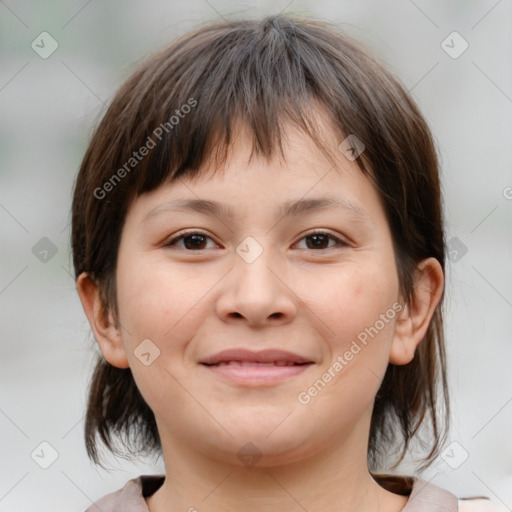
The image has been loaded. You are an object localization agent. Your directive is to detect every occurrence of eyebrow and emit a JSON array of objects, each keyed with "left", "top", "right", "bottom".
[{"left": 141, "top": 195, "right": 370, "bottom": 225}]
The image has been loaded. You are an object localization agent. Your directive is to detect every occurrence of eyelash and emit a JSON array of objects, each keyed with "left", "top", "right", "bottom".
[{"left": 163, "top": 230, "right": 348, "bottom": 252}]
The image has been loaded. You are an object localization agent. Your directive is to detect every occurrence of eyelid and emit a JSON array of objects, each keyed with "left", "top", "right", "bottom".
[
  {"left": 292, "top": 229, "right": 348, "bottom": 250},
  {"left": 163, "top": 229, "right": 219, "bottom": 249},
  {"left": 163, "top": 229, "right": 349, "bottom": 251}
]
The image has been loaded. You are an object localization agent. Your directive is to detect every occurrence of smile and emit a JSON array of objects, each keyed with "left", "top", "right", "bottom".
[
  {"left": 198, "top": 348, "right": 315, "bottom": 386},
  {"left": 204, "top": 360, "right": 307, "bottom": 367}
]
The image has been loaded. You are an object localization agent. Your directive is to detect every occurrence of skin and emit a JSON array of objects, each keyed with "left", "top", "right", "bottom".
[{"left": 77, "top": 117, "right": 444, "bottom": 512}]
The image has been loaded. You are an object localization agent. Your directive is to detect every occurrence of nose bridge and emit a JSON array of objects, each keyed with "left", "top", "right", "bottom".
[
  {"left": 235, "top": 235, "right": 267, "bottom": 267},
  {"left": 232, "top": 234, "right": 278, "bottom": 291},
  {"left": 216, "top": 234, "right": 295, "bottom": 324}
]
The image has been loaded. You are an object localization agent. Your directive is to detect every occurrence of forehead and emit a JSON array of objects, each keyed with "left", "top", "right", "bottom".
[
  {"left": 123, "top": 120, "right": 388, "bottom": 237},
  {"left": 192, "top": 100, "right": 355, "bottom": 179}
]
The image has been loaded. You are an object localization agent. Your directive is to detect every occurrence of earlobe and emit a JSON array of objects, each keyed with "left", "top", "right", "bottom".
[
  {"left": 76, "top": 272, "right": 130, "bottom": 369},
  {"left": 389, "top": 258, "right": 444, "bottom": 365}
]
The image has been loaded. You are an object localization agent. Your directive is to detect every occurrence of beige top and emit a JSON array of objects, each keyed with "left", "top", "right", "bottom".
[{"left": 84, "top": 474, "right": 500, "bottom": 511}]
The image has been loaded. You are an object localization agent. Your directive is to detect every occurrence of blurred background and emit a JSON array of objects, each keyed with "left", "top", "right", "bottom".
[{"left": 1, "top": 1, "right": 511, "bottom": 510}]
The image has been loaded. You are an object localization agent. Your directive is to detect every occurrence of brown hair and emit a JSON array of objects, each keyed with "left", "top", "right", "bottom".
[{"left": 71, "top": 14, "right": 449, "bottom": 482}]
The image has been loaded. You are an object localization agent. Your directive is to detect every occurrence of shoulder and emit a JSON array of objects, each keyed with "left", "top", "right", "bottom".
[
  {"left": 407, "top": 476, "right": 504, "bottom": 512},
  {"left": 83, "top": 474, "right": 165, "bottom": 512},
  {"left": 374, "top": 474, "right": 503, "bottom": 512},
  {"left": 459, "top": 498, "right": 506, "bottom": 511}
]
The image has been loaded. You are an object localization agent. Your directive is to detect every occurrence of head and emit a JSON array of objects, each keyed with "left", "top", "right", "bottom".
[{"left": 72, "top": 14, "right": 449, "bottom": 479}]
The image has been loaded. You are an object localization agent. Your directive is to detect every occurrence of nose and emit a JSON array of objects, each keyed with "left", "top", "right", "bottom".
[{"left": 215, "top": 239, "right": 297, "bottom": 327}]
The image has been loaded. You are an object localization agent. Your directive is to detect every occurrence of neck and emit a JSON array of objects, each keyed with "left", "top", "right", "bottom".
[{"left": 145, "top": 416, "right": 409, "bottom": 512}]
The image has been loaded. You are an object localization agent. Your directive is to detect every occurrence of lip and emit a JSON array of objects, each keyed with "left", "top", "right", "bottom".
[
  {"left": 199, "top": 348, "right": 314, "bottom": 386},
  {"left": 199, "top": 348, "right": 314, "bottom": 365}
]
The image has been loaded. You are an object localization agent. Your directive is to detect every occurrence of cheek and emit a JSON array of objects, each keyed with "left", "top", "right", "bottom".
[
  {"left": 299, "top": 262, "right": 399, "bottom": 430},
  {"left": 308, "top": 259, "right": 400, "bottom": 414},
  {"left": 115, "top": 256, "right": 216, "bottom": 355},
  {"left": 324, "top": 260, "right": 398, "bottom": 344},
  {"left": 116, "top": 263, "right": 166, "bottom": 339},
  {"left": 114, "top": 258, "right": 205, "bottom": 413}
]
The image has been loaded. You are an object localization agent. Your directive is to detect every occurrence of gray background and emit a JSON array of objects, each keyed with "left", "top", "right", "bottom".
[{"left": 1, "top": 1, "right": 511, "bottom": 510}]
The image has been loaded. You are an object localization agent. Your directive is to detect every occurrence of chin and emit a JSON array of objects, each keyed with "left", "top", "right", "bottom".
[
  {"left": 231, "top": 439, "right": 318, "bottom": 469},
  {"left": 233, "top": 430, "right": 312, "bottom": 461}
]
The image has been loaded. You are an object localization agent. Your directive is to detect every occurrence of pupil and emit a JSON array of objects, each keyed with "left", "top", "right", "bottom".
[
  {"left": 308, "top": 234, "right": 328, "bottom": 249},
  {"left": 185, "top": 234, "right": 206, "bottom": 250}
]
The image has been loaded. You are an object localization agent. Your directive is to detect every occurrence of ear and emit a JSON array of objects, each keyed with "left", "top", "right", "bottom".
[
  {"left": 76, "top": 272, "right": 130, "bottom": 369},
  {"left": 389, "top": 257, "right": 444, "bottom": 365}
]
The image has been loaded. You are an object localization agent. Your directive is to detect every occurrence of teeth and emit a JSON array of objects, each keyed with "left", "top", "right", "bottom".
[{"left": 213, "top": 361, "right": 298, "bottom": 367}]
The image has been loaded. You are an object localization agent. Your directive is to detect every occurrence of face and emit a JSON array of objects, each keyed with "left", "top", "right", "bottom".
[{"left": 111, "top": 120, "right": 403, "bottom": 467}]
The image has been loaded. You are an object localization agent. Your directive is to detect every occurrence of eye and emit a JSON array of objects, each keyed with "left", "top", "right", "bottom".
[
  {"left": 294, "top": 231, "right": 347, "bottom": 251},
  {"left": 164, "top": 231, "right": 218, "bottom": 251},
  {"left": 163, "top": 230, "right": 347, "bottom": 252}
]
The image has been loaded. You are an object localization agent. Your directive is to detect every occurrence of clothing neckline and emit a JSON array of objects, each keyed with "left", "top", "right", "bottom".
[
  {"left": 138, "top": 473, "right": 415, "bottom": 498},
  {"left": 136, "top": 473, "right": 458, "bottom": 511}
]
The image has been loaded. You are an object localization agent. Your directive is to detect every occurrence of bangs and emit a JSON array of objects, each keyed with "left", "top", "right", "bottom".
[{"left": 98, "top": 16, "right": 388, "bottom": 204}]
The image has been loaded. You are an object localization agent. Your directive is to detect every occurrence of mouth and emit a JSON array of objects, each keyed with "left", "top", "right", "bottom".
[
  {"left": 199, "top": 349, "right": 314, "bottom": 386},
  {"left": 202, "top": 360, "right": 310, "bottom": 367}
]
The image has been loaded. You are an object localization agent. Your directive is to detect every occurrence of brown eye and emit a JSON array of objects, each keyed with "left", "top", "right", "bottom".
[
  {"left": 295, "top": 231, "right": 346, "bottom": 251},
  {"left": 164, "top": 230, "right": 346, "bottom": 252},
  {"left": 164, "top": 232, "right": 216, "bottom": 251}
]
